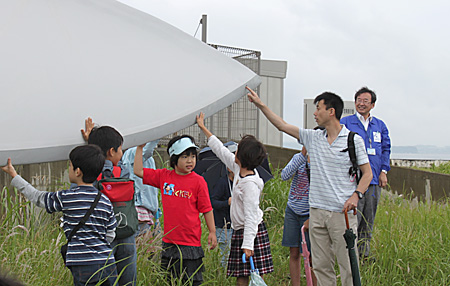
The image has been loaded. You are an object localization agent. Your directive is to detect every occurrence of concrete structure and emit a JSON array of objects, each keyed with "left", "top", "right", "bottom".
[
  {"left": 303, "top": 99, "right": 355, "bottom": 129},
  {"left": 258, "top": 59, "right": 287, "bottom": 147},
  {"left": 2, "top": 146, "right": 449, "bottom": 204}
]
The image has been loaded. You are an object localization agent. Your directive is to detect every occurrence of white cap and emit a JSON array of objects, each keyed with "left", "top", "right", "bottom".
[{"left": 168, "top": 137, "right": 199, "bottom": 157}]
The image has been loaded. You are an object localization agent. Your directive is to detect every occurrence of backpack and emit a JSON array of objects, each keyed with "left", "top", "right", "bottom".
[
  {"left": 341, "top": 131, "right": 361, "bottom": 184},
  {"left": 96, "top": 166, "right": 138, "bottom": 239}
]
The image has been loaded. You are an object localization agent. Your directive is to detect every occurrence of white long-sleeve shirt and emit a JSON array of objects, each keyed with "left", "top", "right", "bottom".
[{"left": 208, "top": 135, "right": 264, "bottom": 250}]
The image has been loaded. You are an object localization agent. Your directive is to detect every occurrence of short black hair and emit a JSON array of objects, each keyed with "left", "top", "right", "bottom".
[
  {"left": 69, "top": 145, "right": 105, "bottom": 183},
  {"left": 354, "top": 86, "right": 377, "bottom": 104},
  {"left": 88, "top": 126, "right": 123, "bottom": 156},
  {"left": 313, "top": 92, "right": 344, "bottom": 120},
  {"left": 236, "top": 135, "right": 267, "bottom": 170},
  {"left": 167, "top": 135, "right": 198, "bottom": 169}
]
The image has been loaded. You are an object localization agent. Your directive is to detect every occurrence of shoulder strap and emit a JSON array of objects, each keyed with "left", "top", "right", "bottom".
[
  {"left": 66, "top": 191, "right": 102, "bottom": 242},
  {"left": 347, "top": 131, "right": 357, "bottom": 166},
  {"left": 100, "top": 166, "right": 122, "bottom": 179},
  {"left": 347, "top": 131, "right": 360, "bottom": 183}
]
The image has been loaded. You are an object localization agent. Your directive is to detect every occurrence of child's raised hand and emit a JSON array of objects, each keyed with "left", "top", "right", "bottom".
[
  {"left": 196, "top": 112, "right": 213, "bottom": 138},
  {"left": 81, "top": 117, "right": 95, "bottom": 142},
  {"left": 208, "top": 232, "right": 217, "bottom": 250},
  {"left": 196, "top": 112, "right": 206, "bottom": 129},
  {"left": 246, "top": 86, "right": 263, "bottom": 107},
  {"left": 1, "top": 158, "right": 18, "bottom": 178}
]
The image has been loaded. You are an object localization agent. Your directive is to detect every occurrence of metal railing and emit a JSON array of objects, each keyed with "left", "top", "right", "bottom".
[{"left": 159, "top": 44, "right": 261, "bottom": 148}]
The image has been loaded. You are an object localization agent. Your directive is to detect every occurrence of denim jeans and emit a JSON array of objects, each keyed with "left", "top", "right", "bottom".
[
  {"left": 281, "top": 205, "right": 310, "bottom": 251},
  {"left": 110, "top": 234, "right": 137, "bottom": 286},
  {"left": 215, "top": 227, "right": 233, "bottom": 267},
  {"left": 70, "top": 263, "right": 117, "bottom": 286}
]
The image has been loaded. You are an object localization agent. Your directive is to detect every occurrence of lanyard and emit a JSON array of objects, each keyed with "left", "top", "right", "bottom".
[{"left": 364, "top": 123, "right": 372, "bottom": 149}]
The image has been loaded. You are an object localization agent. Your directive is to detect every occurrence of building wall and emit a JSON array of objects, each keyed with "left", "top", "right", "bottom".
[
  {"left": 258, "top": 59, "right": 287, "bottom": 147},
  {"left": 303, "top": 99, "right": 356, "bottom": 129}
]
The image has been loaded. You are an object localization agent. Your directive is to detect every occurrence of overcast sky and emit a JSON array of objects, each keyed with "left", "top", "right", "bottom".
[{"left": 119, "top": 0, "right": 450, "bottom": 148}]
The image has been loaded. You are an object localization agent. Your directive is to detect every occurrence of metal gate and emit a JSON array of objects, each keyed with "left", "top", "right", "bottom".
[{"left": 160, "top": 44, "right": 261, "bottom": 148}]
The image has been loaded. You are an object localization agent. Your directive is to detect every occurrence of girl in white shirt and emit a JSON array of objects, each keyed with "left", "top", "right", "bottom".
[{"left": 197, "top": 112, "right": 273, "bottom": 286}]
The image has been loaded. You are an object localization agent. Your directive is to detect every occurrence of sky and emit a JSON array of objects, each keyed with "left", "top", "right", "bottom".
[{"left": 119, "top": 0, "right": 450, "bottom": 148}]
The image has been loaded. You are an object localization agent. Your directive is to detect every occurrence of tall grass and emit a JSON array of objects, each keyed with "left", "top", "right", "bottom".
[
  {"left": 415, "top": 162, "right": 450, "bottom": 175},
  {"left": 1, "top": 170, "right": 449, "bottom": 285}
]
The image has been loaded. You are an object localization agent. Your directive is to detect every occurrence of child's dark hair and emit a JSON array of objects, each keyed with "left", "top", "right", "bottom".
[
  {"left": 88, "top": 126, "right": 123, "bottom": 156},
  {"left": 236, "top": 135, "right": 267, "bottom": 170},
  {"left": 167, "top": 135, "right": 198, "bottom": 169},
  {"left": 69, "top": 145, "right": 105, "bottom": 183}
]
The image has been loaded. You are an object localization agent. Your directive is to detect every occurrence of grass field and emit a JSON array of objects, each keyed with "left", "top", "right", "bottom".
[
  {"left": 416, "top": 162, "right": 450, "bottom": 175},
  {"left": 1, "top": 170, "right": 449, "bottom": 285}
]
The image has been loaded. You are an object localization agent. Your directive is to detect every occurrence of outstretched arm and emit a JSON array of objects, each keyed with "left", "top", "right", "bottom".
[
  {"left": 134, "top": 144, "right": 145, "bottom": 178},
  {"left": 2, "top": 158, "right": 47, "bottom": 208},
  {"left": 247, "top": 87, "right": 300, "bottom": 140}
]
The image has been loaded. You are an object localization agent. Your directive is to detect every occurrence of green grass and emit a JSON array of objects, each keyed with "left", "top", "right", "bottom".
[
  {"left": 1, "top": 170, "right": 449, "bottom": 285},
  {"left": 415, "top": 162, "right": 450, "bottom": 175}
]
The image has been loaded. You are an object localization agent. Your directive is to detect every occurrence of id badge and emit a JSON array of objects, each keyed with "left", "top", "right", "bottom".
[
  {"left": 367, "top": 148, "right": 376, "bottom": 155},
  {"left": 373, "top": 131, "right": 381, "bottom": 143}
]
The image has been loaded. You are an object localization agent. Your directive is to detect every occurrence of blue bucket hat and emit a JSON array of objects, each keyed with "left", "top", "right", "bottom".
[{"left": 168, "top": 137, "right": 199, "bottom": 157}]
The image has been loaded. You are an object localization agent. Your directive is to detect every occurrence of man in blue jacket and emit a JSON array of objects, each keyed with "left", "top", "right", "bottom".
[{"left": 341, "top": 87, "right": 391, "bottom": 261}]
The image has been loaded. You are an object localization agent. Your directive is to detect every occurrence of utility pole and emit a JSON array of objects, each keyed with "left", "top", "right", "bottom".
[{"left": 201, "top": 14, "right": 207, "bottom": 43}]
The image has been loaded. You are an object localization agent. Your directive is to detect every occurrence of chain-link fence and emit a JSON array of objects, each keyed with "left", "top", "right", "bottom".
[{"left": 159, "top": 45, "right": 261, "bottom": 148}]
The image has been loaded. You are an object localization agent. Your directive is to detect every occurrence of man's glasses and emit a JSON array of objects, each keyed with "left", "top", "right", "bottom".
[{"left": 356, "top": 98, "right": 371, "bottom": 104}]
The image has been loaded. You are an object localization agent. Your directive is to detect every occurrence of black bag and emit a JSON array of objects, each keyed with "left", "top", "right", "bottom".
[
  {"left": 60, "top": 191, "right": 102, "bottom": 266},
  {"left": 60, "top": 243, "right": 68, "bottom": 264},
  {"left": 341, "top": 131, "right": 362, "bottom": 184}
]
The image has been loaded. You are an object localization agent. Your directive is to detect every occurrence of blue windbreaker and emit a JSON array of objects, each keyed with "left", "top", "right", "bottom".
[
  {"left": 341, "top": 114, "right": 391, "bottom": 185},
  {"left": 122, "top": 140, "right": 159, "bottom": 213}
]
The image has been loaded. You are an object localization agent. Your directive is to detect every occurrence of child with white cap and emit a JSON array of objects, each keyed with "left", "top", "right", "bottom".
[{"left": 133, "top": 135, "right": 217, "bottom": 286}]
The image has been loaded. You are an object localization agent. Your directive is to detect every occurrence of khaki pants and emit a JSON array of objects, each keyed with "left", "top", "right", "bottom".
[{"left": 310, "top": 208, "right": 358, "bottom": 286}]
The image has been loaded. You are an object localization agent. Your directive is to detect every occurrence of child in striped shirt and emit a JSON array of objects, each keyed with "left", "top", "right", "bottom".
[
  {"left": 1, "top": 145, "right": 117, "bottom": 286},
  {"left": 281, "top": 146, "right": 316, "bottom": 286}
]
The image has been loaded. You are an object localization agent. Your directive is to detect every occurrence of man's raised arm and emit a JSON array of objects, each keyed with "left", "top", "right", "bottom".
[{"left": 246, "top": 87, "right": 300, "bottom": 140}]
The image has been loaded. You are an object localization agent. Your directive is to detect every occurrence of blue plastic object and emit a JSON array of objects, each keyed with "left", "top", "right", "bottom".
[
  {"left": 242, "top": 253, "right": 256, "bottom": 272},
  {"left": 241, "top": 254, "right": 267, "bottom": 286}
]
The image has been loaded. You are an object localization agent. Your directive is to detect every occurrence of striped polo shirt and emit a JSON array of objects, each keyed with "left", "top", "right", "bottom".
[
  {"left": 45, "top": 186, "right": 117, "bottom": 266},
  {"left": 298, "top": 125, "right": 369, "bottom": 212},
  {"left": 281, "top": 153, "right": 310, "bottom": 216}
]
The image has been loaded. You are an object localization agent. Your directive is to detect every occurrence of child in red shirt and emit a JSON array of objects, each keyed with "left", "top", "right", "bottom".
[{"left": 134, "top": 135, "right": 217, "bottom": 286}]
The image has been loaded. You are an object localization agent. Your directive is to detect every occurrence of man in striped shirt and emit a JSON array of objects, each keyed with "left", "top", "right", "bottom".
[
  {"left": 247, "top": 87, "right": 373, "bottom": 286},
  {"left": 2, "top": 145, "right": 117, "bottom": 286}
]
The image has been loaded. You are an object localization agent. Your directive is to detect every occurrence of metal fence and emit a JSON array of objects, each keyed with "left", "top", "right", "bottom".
[{"left": 159, "top": 44, "right": 261, "bottom": 148}]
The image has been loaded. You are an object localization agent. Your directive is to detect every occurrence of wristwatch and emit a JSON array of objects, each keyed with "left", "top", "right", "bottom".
[
  {"left": 381, "top": 170, "right": 388, "bottom": 174},
  {"left": 354, "top": 190, "right": 364, "bottom": 199}
]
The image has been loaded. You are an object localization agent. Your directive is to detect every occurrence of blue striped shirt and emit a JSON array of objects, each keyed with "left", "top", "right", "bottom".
[
  {"left": 298, "top": 126, "right": 369, "bottom": 212},
  {"left": 281, "top": 153, "right": 310, "bottom": 216},
  {"left": 45, "top": 186, "right": 117, "bottom": 266}
]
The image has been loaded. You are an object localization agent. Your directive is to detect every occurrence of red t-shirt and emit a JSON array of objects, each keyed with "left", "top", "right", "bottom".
[{"left": 143, "top": 168, "right": 212, "bottom": 246}]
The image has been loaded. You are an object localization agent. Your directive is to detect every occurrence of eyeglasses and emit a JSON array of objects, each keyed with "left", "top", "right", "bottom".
[{"left": 356, "top": 98, "right": 371, "bottom": 104}]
